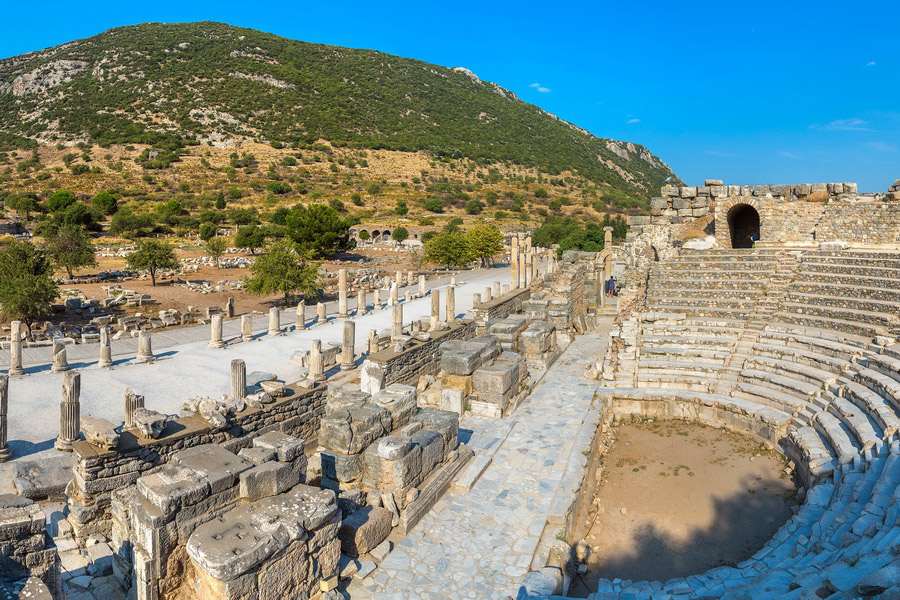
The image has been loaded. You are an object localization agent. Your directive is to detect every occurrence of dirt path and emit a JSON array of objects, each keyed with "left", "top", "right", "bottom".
[{"left": 570, "top": 421, "right": 797, "bottom": 594}]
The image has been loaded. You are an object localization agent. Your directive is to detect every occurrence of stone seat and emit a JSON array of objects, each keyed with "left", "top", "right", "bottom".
[
  {"left": 730, "top": 381, "right": 809, "bottom": 415},
  {"left": 857, "top": 355, "right": 900, "bottom": 401},
  {"left": 837, "top": 376, "right": 900, "bottom": 437},
  {"left": 635, "top": 373, "right": 716, "bottom": 392},
  {"left": 647, "top": 304, "right": 754, "bottom": 319},
  {"left": 794, "top": 271, "right": 900, "bottom": 291},
  {"left": 812, "top": 411, "right": 861, "bottom": 465},
  {"left": 798, "top": 261, "right": 900, "bottom": 279},
  {"left": 756, "top": 331, "right": 868, "bottom": 361},
  {"left": 826, "top": 394, "right": 882, "bottom": 451},
  {"left": 773, "top": 310, "right": 884, "bottom": 339},
  {"left": 751, "top": 342, "right": 851, "bottom": 372},
  {"left": 739, "top": 368, "right": 821, "bottom": 399},
  {"left": 762, "top": 322, "right": 873, "bottom": 351},
  {"left": 649, "top": 296, "right": 760, "bottom": 308},
  {"left": 640, "top": 334, "right": 735, "bottom": 352},
  {"left": 744, "top": 355, "right": 838, "bottom": 387},
  {"left": 640, "top": 345, "right": 730, "bottom": 362},
  {"left": 637, "top": 359, "right": 728, "bottom": 376},
  {"left": 790, "top": 281, "right": 900, "bottom": 304},
  {"left": 647, "top": 277, "right": 769, "bottom": 289},
  {"left": 784, "top": 294, "right": 900, "bottom": 324}
]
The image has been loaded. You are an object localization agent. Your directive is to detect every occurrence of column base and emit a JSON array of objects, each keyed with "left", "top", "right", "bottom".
[
  {"left": 55, "top": 439, "right": 74, "bottom": 452},
  {"left": 209, "top": 341, "right": 226, "bottom": 349},
  {"left": 0, "top": 447, "right": 11, "bottom": 462},
  {"left": 7, "top": 368, "right": 23, "bottom": 376}
]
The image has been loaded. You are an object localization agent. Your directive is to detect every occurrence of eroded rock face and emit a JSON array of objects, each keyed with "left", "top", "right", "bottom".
[{"left": 1, "top": 60, "right": 89, "bottom": 96}]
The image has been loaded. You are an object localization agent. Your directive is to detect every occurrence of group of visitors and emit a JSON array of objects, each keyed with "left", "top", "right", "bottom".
[{"left": 606, "top": 276, "right": 618, "bottom": 296}]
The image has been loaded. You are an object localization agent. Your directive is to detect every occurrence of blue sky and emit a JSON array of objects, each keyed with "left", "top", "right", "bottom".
[{"left": 2, "top": 1, "right": 898, "bottom": 191}]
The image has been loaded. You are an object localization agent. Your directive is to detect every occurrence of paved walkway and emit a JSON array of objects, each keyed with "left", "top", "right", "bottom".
[
  {"left": 0, "top": 268, "right": 511, "bottom": 461},
  {"left": 349, "top": 319, "right": 612, "bottom": 600}
]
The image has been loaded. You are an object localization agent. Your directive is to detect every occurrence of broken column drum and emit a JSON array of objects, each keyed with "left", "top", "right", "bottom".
[
  {"left": 268, "top": 307, "right": 281, "bottom": 335},
  {"left": 0, "top": 374, "right": 10, "bottom": 461},
  {"left": 99, "top": 325, "right": 112, "bottom": 368},
  {"left": 136, "top": 329, "right": 154, "bottom": 363},
  {"left": 431, "top": 289, "right": 441, "bottom": 328},
  {"left": 446, "top": 286, "right": 456, "bottom": 322},
  {"left": 338, "top": 269, "right": 349, "bottom": 318},
  {"left": 296, "top": 300, "right": 306, "bottom": 328},
  {"left": 309, "top": 339, "right": 326, "bottom": 382},
  {"left": 241, "top": 314, "right": 253, "bottom": 342},
  {"left": 317, "top": 301, "right": 327, "bottom": 324},
  {"left": 231, "top": 359, "right": 246, "bottom": 400},
  {"left": 418, "top": 275, "right": 426, "bottom": 296},
  {"left": 342, "top": 320, "right": 356, "bottom": 370},
  {"left": 124, "top": 388, "right": 144, "bottom": 428},
  {"left": 8, "top": 320, "right": 23, "bottom": 375},
  {"left": 51, "top": 339, "right": 68, "bottom": 372},
  {"left": 209, "top": 314, "right": 225, "bottom": 348},
  {"left": 55, "top": 370, "right": 80, "bottom": 452},
  {"left": 357, "top": 289, "right": 367, "bottom": 315},
  {"left": 392, "top": 303, "right": 404, "bottom": 340},
  {"left": 493, "top": 282, "right": 501, "bottom": 298}
]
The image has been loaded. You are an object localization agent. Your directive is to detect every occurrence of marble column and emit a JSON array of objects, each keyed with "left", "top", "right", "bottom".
[
  {"left": 404, "top": 291, "right": 412, "bottom": 303},
  {"left": 51, "top": 339, "right": 68, "bottom": 372},
  {"left": 368, "top": 329, "right": 379, "bottom": 354},
  {"left": 338, "top": 269, "right": 349, "bottom": 318},
  {"left": 604, "top": 226, "right": 613, "bottom": 248},
  {"left": 268, "top": 307, "right": 281, "bottom": 335},
  {"left": 510, "top": 236, "right": 519, "bottom": 286},
  {"left": 502, "top": 284, "right": 510, "bottom": 295},
  {"left": 124, "top": 388, "right": 144, "bottom": 429},
  {"left": 395, "top": 271, "right": 403, "bottom": 290},
  {"left": 341, "top": 320, "right": 355, "bottom": 370},
  {"left": 518, "top": 252, "right": 527, "bottom": 288},
  {"left": 483, "top": 287, "right": 492, "bottom": 302},
  {"left": 55, "top": 371, "right": 80, "bottom": 452},
  {"left": 431, "top": 289, "right": 441, "bottom": 328},
  {"left": 473, "top": 293, "right": 481, "bottom": 307},
  {"left": 525, "top": 252, "right": 533, "bottom": 286},
  {"left": 210, "top": 314, "right": 225, "bottom": 348},
  {"left": 241, "top": 314, "right": 253, "bottom": 342},
  {"left": 0, "top": 374, "right": 10, "bottom": 462},
  {"left": 231, "top": 359, "right": 246, "bottom": 400},
  {"left": 225, "top": 296, "right": 235, "bottom": 318},
  {"left": 357, "top": 289, "right": 367, "bottom": 315},
  {"left": 446, "top": 286, "right": 456, "bottom": 322},
  {"left": 8, "top": 321, "right": 23, "bottom": 376},
  {"left": 309, "top": 340, "right": 325, "bottom": 382},
  {"left": 316, "top": 301, "right": 327, "bottom": 324},
  {"left": 136, "top": 329, "right": 154, "bottom": 363},
  {"left": 418, "top": 275, "right": 426, "bottom": 297},
  {"left": 99, "top": 326, "right": 112, "bottom": 368},
  {"left": 493, "top": 282, "right": 501, "bottom": 298},
  {"left": 296, "top": 300, "right": 306, "bottom": 329},
  {"left": 391, "top": 303, "right": 403, "bottom": 340}
]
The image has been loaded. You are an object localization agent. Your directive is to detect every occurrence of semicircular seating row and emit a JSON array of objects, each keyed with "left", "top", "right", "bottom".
[{"left": 589, "top": 248, "right": 900, "bottom": 599}]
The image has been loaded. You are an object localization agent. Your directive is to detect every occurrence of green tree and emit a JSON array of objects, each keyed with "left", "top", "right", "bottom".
[
  {"left": 0, "top": 240, "right": 59, "bottom": 333},
  {"left": 215, "top": 195, "right": 227, "bottom": 209},
  {"left": 358, "top": 230, "right": 370, "bottom": 241},
  {"left": 46, "top": 225, "right": 97, "bottom": 278},
  {"left": 351, "top": 193, "right": 363, "bottom": 206},
  {"left": 205, "top": 237, "right": 226, "bottom": 268},
  {"left": 245, "top": 241, "right": 320, "bottom": 303},
  {"left": 466, "top": 223, "right": 504, "bottom": 267},
  {"left": 465, "top": 199, "right": 483, "bottom": 215},
  {"left": 424, "top": 198, "right": 444, "bottom": 213},
  {"left": 48, "top": 190, "right": 76, "bottom": 213},
  {"left": 235, "top": 224, "right": 266, "bottom": 254},
  {"left": 199, "top": 223, "right": 217, "bottom": 241},
  {"left": 91, "top": 191, "right": 118, "bottom": 215},
  {"left": 61, "top": 203, "right": 100, "bottom": 231},
  {"left": 392, "top": 227, "right": 409, "bottom": 242},
  {"left": 284, "top": 204, "right": 355, "bottom": 258},
  {"left": 424, "top": 230, "right": 472, "bottom": 269},
  {"left": 534, "top": 187, "right": 548, "bottom": 198},
  {"left": 126, "top": 239, "right": 180, "bottom": 286},
  {"left": 395, "top": 199, "right": 408, "bottom": 216},
  {"left": 7, "top": 194, "right": 39, "bottom": 218},
  {"left": 266, "top": 181, "right": 291, "bottom": 195}
]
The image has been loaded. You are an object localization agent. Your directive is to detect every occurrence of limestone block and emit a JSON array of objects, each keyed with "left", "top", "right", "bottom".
[
  {"left": 171, "top": 444, "right": 254, "bottom": 494},
  {"left": 672, "top": 197, "right": 691, "bottom": 209},
  {"left": 320, "top": 451, "right": 362, "bottom": 483},
  {"left": 80, "top": 416, "right": 119, "bottom": 450},
  {"left": 131, "top": 408, "right": 167, "bottom": 439},
  {"left": 410, "top": 408, "right": 459, "bottom": 451},
  {"left": 440, "top": 373, "right": 473, "bottom": 395},
  {"left": 522, "top": 321, "right": 555, "bottom": 354},
  {"left": 253, "top": 431, "right": 305, "bottom": 463},
  {"left": 239, "top": 463, "right": 300, "bottom": 501},
  {"left": 472, "top": 363, "right": 516, "bottom": 395},
  {"left": 338, "top": 506, "right": 392, "bottom": 557},
  {"left": 376, "top": 436, "right": 413, "bottom": 460},
  {"left": 359, "top": 361, "right": 384, "bottom": 395},
  {"left": 238, "top": 446, "right": 276, "bottom": 465},
  {"left": 650, "top": 197, "right": 668, "bottom": 210},
  {"left": 680, "top": 187, "right": 696, "bottom": 198},
  {"left": 411, "top": 429, "right": 444, "bottom": 477},
  {"left": 362, "top": 440, "right": 422, "bottom": 493},
  {"left": 319, "top": 404, "right": 391, "bottom": 455},
  {"left": 440, "top": 347, "right": 483, "bottom": 376},
  {"left": 136, "top": 466, "right": 210, "bottom": 515},
  {"left": 704, "top": 179, "right": 723, "bottom": 186},
  {"left": 440, "top": 389, "right": 464, "bottom": 416},
  {"left": 372, "top": 384, "right": 417, "bottom": 429}
]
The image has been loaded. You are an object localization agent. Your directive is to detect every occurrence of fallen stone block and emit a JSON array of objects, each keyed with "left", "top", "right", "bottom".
[
  {"left": 338, "top": 506, "right": 392, "bottom": 557},
  {"left": 239, "top": 462, "right": 300, "bottom": 501}
]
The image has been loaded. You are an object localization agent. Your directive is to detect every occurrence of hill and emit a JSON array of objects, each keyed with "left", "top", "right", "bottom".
[{"left": 0, "top": 22, "right": 678, "bottom": 200}]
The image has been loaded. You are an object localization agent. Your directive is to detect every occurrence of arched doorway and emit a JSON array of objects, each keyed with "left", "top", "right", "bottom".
[{"left": 727, "top": 204, "right": 760, "bottom": 249}]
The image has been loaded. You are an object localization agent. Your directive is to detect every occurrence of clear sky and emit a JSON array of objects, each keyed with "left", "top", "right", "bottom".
[{"left": 2, "top": 0, "right": 898, "bottom": 191}]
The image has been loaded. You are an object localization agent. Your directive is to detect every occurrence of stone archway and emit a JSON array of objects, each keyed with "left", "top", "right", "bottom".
[{"left": 727, "top": 204, "right": 760, "bottom": 249}]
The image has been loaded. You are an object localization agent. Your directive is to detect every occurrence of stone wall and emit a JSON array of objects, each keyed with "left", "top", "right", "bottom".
[
  {"left": 0, "top": 496, "right": 61, "bottom": 597},
  {"left": 69, "top": 384, "right": 327, "bottom": 536},
  {"left": 471, "top": 287, "right": 531, "bottom": 327},
  {"left": 366, "top": 320, "right": 477, "bottom": 387}
]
